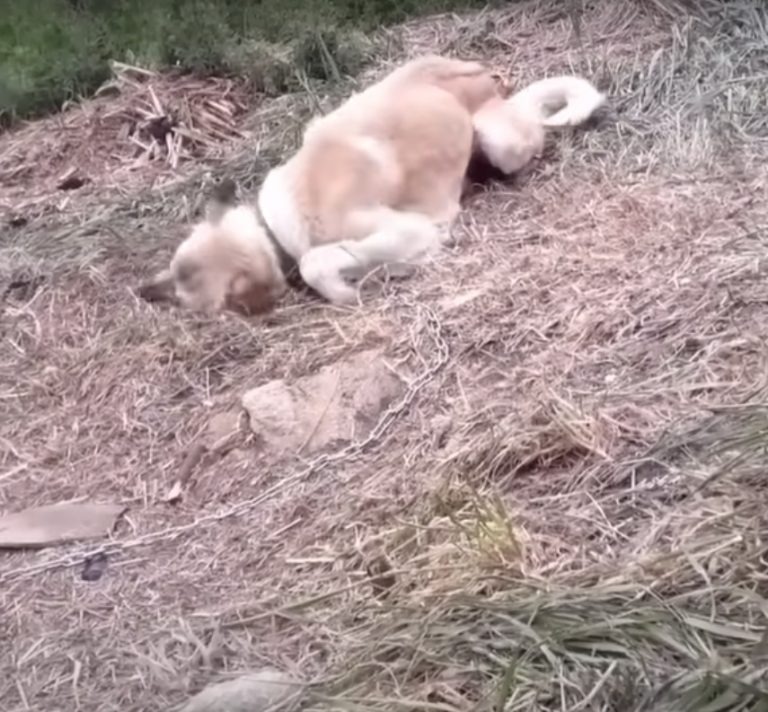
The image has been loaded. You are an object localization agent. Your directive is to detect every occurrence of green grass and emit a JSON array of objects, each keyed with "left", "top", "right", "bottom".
[
  {"left": 307, "top": 400, "right": 768, "bottom": 711},
  {"left": 0, "top": 0, "right": 493, "bottom": 124}
]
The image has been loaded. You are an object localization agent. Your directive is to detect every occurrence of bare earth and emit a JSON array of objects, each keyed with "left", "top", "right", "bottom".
[{"left": 2, "top": 1, "right": 768, "bottom": 710}]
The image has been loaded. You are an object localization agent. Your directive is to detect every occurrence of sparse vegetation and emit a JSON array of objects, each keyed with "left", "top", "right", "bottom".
[{"left": 0, "top": 0, "right": 491, "bottom": 122}]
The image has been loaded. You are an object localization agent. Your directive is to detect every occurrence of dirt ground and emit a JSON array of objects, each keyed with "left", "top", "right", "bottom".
[{"left": 2, "top": 1, "right": 768, "bottom": 710}]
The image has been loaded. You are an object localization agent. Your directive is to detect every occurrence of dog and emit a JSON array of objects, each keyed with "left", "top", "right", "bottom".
[{"left": 139, "top": 56, "right": 604, "bottom": 315}]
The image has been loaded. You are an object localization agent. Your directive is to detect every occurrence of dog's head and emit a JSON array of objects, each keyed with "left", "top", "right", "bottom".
[{"left": 139, "top": 205, "right": 286, "bottom": 316}]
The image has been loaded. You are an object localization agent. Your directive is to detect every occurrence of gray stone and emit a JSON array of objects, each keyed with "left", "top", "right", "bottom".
[
  {"left": 180, "top": 669, "right": 302, "bottom": 712},
  {"left": 241, "top": 349, "right": 403, "bottom": 455}
]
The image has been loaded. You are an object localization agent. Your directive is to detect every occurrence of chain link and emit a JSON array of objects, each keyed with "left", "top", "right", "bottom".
[{"left": 1, "top": 299, "right": 450, "bottom": 582}]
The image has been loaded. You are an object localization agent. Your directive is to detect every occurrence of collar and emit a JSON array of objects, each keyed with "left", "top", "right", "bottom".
[
  {"left": 254, "top": 204, "right": 306, "bottom": 291},
  {"left": 253, "top": 205, "right": 360, "bottom": 300}
]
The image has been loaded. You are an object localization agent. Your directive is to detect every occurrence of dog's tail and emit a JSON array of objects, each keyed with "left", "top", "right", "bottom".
[{"left": 506, "top": 76, "right": 605, "bottom": 128}]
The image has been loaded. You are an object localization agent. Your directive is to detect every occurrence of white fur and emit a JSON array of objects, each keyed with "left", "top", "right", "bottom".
[
  {"left": 299, "top": 246, "right": 361, "bottom": 303},
  {"left": 210, "top": 205, "right": 270, "bottom": 256},
  {"left": 472, "top": 103, "right": 544, "bottom": 175},
  {"left": 171, "top": 205, "right": 284, "bottom": 312},
  {"left": 298, "top": 207, "right": 442, "bottom": 304},
  {"left": 257, "top": 164, "right": 311, "bottom": 260},
  {"left": 508, "top": 76, "right": 605, "bottom": 128},
  {"left": 172, "top": 204, "right": 275, "bottom": 272},
  {"left": 472, "top": 75, "right": 604, "bottom": 175},
  {"left": 255, "top": 134, "right": 436, "bottom": 305}
]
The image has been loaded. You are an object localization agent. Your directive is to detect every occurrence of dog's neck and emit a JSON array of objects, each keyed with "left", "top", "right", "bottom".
[
  {"left": 255, "top": 164, "right": 316, "bottom": 292},
  {"left": 254, "top": 204, "right": 303, "bottom": 289}
]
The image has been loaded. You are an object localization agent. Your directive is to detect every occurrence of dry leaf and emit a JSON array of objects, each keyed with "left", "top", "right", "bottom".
[{"left": 0, "top": 502, "right": 126, "bottom": 549}]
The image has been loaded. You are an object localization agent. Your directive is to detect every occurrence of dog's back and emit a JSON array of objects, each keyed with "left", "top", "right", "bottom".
[
  {"left": 292, "top": 80, "right": 476, "bottom": 243},
  {"left": 376, "top": 55, "right": 500, "bottom": 114}
]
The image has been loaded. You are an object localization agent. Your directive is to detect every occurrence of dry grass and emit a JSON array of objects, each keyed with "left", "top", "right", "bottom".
[
  {"left": 2, "top": 0, "right": 768, "bottom": 710},
  {"left": 0, "top": 67, "right": 263, "bottom": 226}
]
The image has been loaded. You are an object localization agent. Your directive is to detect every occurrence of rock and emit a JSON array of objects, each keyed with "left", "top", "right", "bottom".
[
  {"left": 241, "top": 349, "right": 403, "bottom": 455},
  {"left": 56, "top": 167, "right": 87, "bottom": 191},
  {"left": 206, "top": 411, "right": 242, "bottom": 451},
  {"left": 242, "top": 379, "right": 299, "bottom": 451},
  {"left": 180, "top": 669, "right": 302, "bottom": 712}
]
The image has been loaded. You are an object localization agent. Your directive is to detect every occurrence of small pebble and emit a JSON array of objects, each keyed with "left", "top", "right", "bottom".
[{"left": 81, "top": 552, "right": 108, "bottom": 582}]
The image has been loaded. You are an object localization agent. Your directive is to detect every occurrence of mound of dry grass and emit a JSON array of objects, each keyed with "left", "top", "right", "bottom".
[
  {"left": 304, "top": 401, "right": 768, "bottom": 710},
  {"left": 2, "top": 1, "right": 768, "bottom": 711}
]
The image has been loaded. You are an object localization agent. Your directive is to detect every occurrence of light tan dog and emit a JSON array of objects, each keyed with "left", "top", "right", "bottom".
[{"left": 140, "top": 56, "right": 604, "bottom": 315}]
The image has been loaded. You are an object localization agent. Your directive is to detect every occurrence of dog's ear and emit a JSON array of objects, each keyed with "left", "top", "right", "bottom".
[
  {"left": 205, "top": 177, "right": 238, "bottom": 224},
  {"left": 137, "top": 268, "right": 176, "bottom": 304},
  {"left": 225, "top": 269, "right": 280, "bottom": 315}
]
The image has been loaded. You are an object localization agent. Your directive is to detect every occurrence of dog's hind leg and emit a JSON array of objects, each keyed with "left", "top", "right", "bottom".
[{"left": 299, "top": 207, "right": 442, "bottom": 305}]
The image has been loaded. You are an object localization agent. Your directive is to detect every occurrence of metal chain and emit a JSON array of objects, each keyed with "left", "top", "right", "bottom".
[
  {"left": 1, "top": 299, "right": 450, "bottom": 583},
  {"left": 226, "top": 297, "right": 450, "bottom": 515}
]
